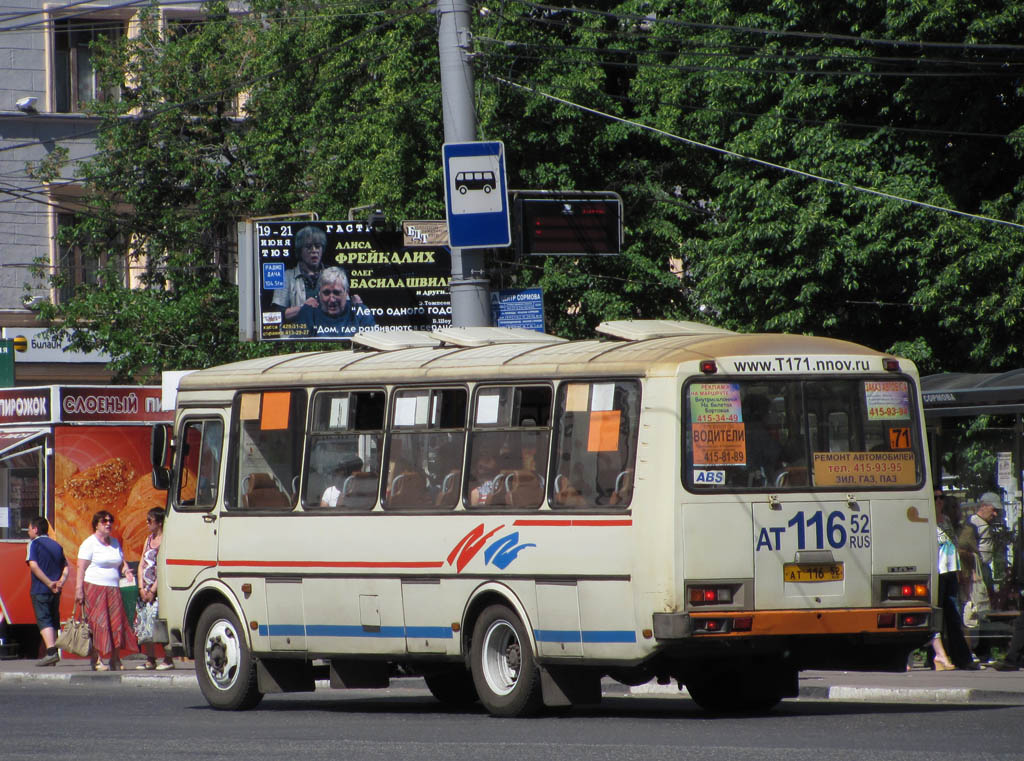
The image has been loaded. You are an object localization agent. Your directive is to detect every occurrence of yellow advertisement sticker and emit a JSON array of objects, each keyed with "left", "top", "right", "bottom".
[
  {"left": 812, "top": 451, "right": 916, "bottom": 487},
  {"left": 692, "top": 423, "right": 746, "bottom": 465}
]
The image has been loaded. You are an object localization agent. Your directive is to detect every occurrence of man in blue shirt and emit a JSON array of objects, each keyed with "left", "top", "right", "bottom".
[
  {"left": 26, "top": 517, "right": 68, "bottom": 666},
  {"left": 297, "top": 267, "right": 376, "bottom": 338}
]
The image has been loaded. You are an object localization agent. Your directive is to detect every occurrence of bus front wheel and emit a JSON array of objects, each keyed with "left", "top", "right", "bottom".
[
  {"left": 470, "top": 604, "right": 542, "bottom": 717},
  {"left": 195, "top": 603, "right": 262, "bottom": 710}
]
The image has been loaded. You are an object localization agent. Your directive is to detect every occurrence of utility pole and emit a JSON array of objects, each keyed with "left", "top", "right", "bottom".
[{"left": 437, "top": 0, "right": 491, "bottom": 326}]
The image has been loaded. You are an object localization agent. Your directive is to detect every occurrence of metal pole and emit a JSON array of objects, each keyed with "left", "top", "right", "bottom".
[{"left": 437, "top": 0, "right": 491, "bottom": 326}]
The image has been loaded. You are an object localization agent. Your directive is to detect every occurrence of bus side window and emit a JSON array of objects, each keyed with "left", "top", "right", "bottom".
[
  {"left": 384, "top": 387, "right": 466, "bottom": 511},
  {"left": 466, "top": 385, "right": 551, "bottom": 509},
  {"left": 550, "top": 381, "right": 640, "bottom": 509},
  {"left": 175, "top": 418, "right": 223, "bottom": 510},
  {"left": 228, "top": 390, "right": 306, "bottom": 511},
  {"left": 304, "top": 389, "right": 385, "bottom": 511}
]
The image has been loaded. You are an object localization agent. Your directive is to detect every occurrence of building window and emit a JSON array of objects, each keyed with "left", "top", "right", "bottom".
[
  {"left": 55, "top": 212, "right": 126, "bottom": 303},
  {"left": 53, "top": 18, "right": 124, "bottom": 113}
]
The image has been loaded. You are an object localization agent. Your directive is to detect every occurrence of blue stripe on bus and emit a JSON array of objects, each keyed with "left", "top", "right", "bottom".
[
  {"left": 254, "top": 624, "right": 634, "bottom": 643},
  {"left": 534, "top": 629, "right": 637, "bottom": 644},
  {"left": 257, "top": 624, "right": 453, "bottom": 639}
]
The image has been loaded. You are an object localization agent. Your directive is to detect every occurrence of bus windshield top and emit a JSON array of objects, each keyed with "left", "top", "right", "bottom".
[{"left": 684, "top": 377, "right": 923, "bottom": 491}]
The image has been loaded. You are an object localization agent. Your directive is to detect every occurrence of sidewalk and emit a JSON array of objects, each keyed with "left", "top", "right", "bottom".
[
  {"left": 0, "top": 654, "right": 197, "bottom": 688},
  {"left": 3, "top": 655, "right": 1024, "bottom": 704}
]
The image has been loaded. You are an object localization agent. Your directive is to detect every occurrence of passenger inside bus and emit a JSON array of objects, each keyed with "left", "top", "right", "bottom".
[
  {"left": 320, "top": 457, "right": 363, "bottom": 508},
  {"left": 469, "top": 440, "right": 502, "bottom": 506},
  {"left": 742, "top": 393, "right": 782, "bottom": 487}
]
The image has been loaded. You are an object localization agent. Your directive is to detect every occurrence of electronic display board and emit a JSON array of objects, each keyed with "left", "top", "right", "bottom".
[{"left": 516, "top": 197, "right": 622, "bottom": 256}]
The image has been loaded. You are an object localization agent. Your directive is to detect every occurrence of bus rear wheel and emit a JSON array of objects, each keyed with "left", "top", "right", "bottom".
[
  {"left": 424, "top": 667, "right": 479, "bottom": 707},
  {"left": 195, "top": 603, "right": 262, "bottom": 710},
  {"left": 685, "top": 670, "right": 784, "bottom": 714},
  {"left": 470, "top": 604, "right": 542, "bottom": 717}
]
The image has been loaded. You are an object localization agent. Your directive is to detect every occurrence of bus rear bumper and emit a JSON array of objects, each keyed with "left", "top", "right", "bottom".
[
  {"left": 650, "top": 607, "right": 938, "bottom": 673},
  {"left": 653, "top": 606, "right": 938, "bottom": 640}
]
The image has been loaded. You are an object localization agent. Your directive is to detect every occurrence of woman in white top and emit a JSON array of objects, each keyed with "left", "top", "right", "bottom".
[{"left": 74, "top": 510, "right": 137, "bottom": 671}]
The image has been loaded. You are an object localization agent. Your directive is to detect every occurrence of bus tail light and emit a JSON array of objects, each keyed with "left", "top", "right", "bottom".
[
  {"left": 898, "top": 612, "right": 930, "bottom": 629},
  {"left": 885, "top": 581, "right": 929, "bottom": 601},
  {"left": 699, "top": 360, "right": 717, "bottom": 374},
  {"left": 688, "top": 586, "right": 733, "bottom": 605},
  {"left": 877, "top": 613, "right": 896, "bottom": 628},
  {"left": 883, "top": 358, "right": 900, "bottom": 372},
  {"left": 732, "top": 616, "right": 753, "bottom": 632},
  {"left": 690, "top": 616, "right": 752, "bottom": 634}
]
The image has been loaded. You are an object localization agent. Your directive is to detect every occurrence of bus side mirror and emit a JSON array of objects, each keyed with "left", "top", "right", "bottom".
[{"left": 151, "top": 424, "right": 172, "bottom": 491}]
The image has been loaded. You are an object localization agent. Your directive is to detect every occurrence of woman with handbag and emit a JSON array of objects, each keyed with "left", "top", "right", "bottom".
[
  {"left": 135, "top": 507, "right": 173, "bottom": 670},
  {"left": 74, "top": 510, "right": 137, "bottom": 671}
]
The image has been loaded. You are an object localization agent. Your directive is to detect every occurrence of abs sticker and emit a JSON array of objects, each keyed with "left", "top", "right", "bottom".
[{"left": 693, "top": 469, "right": 725, "bottom": 485}]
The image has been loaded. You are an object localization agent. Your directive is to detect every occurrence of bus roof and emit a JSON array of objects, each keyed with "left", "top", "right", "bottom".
[{"left": 178, "top": 322, "right": 893, "bottom": 393}]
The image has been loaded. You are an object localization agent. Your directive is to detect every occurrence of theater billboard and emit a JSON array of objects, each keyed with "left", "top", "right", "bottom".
[{"left": 251, "top": 220, "right": 453, "bottom": 343}]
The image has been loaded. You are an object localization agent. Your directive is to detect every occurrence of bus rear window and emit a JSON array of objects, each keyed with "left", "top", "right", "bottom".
[{"left": 684, "top": 378, "right": 924, "bottom": 491}]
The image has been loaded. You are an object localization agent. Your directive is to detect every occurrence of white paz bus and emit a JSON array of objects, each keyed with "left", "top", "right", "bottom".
[{"left": 152, "top": 321, "right": 937, "bottom": 715}]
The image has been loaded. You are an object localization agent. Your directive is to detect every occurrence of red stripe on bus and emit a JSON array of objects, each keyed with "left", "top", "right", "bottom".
[
  {"left": 513, "top": 519, "right": 632, "bottom": 527},
  {"left": 167, "top": 559, "right": 444, "bottom": 569},
  {"left": 217, "top": 560, "right": 445, "bottom": 569}
]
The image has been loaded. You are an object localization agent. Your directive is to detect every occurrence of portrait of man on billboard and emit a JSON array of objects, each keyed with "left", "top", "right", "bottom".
[{"left": 297, "top": 267, "right": 375, "bottom": 338}]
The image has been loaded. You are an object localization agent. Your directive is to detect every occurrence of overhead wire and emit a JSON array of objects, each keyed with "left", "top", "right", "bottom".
[
  {"left": 506, "top": 0, "right": 1024, "bottom": 53},
  {"left": 489, "top": 74, "right": 1024, "bottom": 232}
]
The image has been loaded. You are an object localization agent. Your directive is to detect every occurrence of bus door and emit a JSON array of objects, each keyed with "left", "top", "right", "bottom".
[
  {"left": 165, "top": 414, "right": 225, "bottom": 591},
  {"left": 752, "top": 497, "right": 872, "bottom": 609}
]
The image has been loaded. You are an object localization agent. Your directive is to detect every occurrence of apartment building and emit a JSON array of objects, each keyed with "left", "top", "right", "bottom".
[{"left": 0, "top": 1, "right": 217, "bottom": 384}]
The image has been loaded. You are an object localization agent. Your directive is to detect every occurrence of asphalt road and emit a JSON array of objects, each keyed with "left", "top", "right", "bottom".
[{"left": 3, "top": 681, "right": 1023, "bottom": 761}]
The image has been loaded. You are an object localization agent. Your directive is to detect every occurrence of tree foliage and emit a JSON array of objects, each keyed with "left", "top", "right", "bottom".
[{"left": 30, "top": 0, "right": 1024, "bottom": 378}]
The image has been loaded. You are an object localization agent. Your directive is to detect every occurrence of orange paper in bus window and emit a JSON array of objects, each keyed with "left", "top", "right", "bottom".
[
  {"left": 239, "top": 393, "right": 261, "bottom": 420},
  {"left": 260, "top": 392, "right": 291, "bottom": 430},
  {"left": 587, "top": 410, "right": 621, "bottom": 452},
  {"left": 888, "top": 427, "right": 911, "bottom": 450}
]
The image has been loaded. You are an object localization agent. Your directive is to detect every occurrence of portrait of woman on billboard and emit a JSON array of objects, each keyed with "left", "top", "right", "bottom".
[{"left": 271, "top": 225, "right": 327, "bottom": 320}]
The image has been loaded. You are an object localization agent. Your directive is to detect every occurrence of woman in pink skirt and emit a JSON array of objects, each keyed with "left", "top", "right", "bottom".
[{"left": 74, "top": 510, "right": 137, "bottom": 671}]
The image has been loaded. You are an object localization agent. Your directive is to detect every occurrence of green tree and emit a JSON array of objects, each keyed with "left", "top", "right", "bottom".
[{"left": 31, "top": 0, "right": 1024, "bottom": 377}]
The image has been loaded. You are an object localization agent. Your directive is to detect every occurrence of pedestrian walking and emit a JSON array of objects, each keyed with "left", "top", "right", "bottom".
[{"left": 25, "top": 517, "right": 68, "bottom": 666}]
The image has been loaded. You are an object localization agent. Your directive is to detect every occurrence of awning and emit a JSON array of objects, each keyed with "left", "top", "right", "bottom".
[
  {"left": 0, "top": 428, "right": 48, "bottom": 459},
  {"left": 921, "top": 369, "right": 1024, "bottom": 417}
]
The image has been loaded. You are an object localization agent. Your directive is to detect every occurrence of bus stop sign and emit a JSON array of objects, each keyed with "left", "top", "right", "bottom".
[{"left": 443, "top": 141, "right": 511, "bottom": 249}]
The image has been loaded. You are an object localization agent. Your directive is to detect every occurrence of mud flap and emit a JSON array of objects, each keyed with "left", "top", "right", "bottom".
[
  {"left": 540, "top": 665, "right": 601, "bottom": 707},
  {"left": 257, "top": 659, "right": 315, "bottom": 693}
]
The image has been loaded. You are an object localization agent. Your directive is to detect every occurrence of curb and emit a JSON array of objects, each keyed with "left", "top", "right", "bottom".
[
  {"left": 0, "top": 671, "right": 198, "bottom": 688},
  {"left": 4, "top": 669, "right": 1024, "bottom": 705}
]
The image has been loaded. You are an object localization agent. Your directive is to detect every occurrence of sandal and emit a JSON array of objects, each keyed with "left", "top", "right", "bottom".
[
  {"left": 136, "top": 661, "right": 157, "bottom": 670},
  {"left": 92, "top": 662, "right": 109, "bottom": 672}
]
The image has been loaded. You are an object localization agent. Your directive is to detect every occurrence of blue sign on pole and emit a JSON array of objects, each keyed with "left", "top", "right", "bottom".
[
  {"left": 491, "top": 288, "right": 545, "bottom": 332},
  {"left": 442, "top": 141, "right": 511, "bottom": 249}
]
